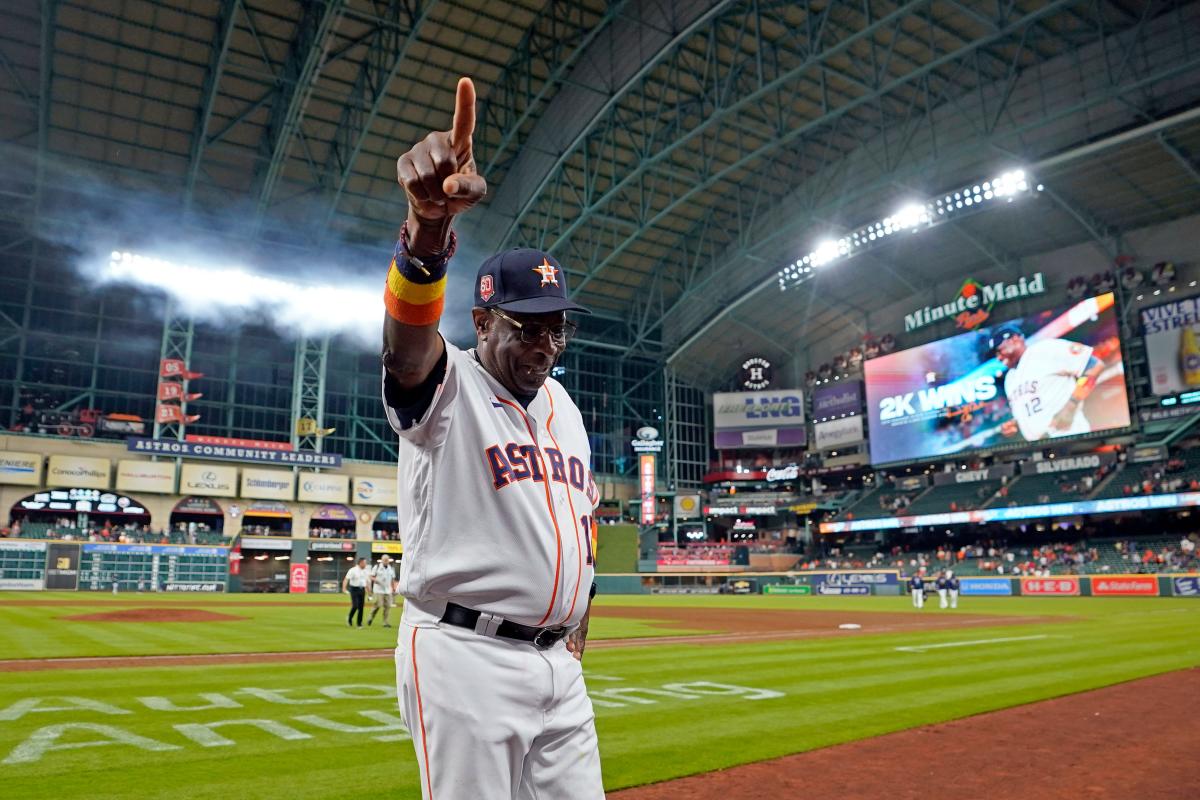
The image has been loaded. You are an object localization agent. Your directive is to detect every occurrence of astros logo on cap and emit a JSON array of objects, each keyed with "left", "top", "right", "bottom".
[
  {"left": 479, "top": 274, "right": 495, "bottom": 301},
  {"left": 532, "top": 258, "right": 559, "bottom": 287}
]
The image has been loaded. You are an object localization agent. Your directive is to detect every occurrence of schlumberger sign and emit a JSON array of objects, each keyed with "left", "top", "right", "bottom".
[{"left": 904, "top": 273, "right": 1045, "bottom": 333}]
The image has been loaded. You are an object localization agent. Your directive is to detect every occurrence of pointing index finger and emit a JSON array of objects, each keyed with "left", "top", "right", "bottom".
[{"left": 450, "top": 77, "right": 476, "bottom": 149}]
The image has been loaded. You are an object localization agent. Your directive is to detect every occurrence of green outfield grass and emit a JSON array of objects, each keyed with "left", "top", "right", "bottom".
[{"left": 0, "top": 594, "right": 1196, "bottom": 798}]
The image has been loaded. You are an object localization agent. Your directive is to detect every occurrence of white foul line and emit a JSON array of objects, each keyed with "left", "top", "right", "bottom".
[{"left": 895, "top": 634, "right": 1057, "bottom": 653}]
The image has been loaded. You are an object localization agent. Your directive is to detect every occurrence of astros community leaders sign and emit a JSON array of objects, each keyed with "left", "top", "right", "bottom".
[{"left": 128, "top": 438, "right": 342, "bottom": 467}]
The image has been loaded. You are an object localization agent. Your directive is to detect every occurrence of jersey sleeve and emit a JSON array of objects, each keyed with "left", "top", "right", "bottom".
[
  {"left": 381, "top": 339, "right": 462, "bottom": 449},
  {"left": 1045, "top": 338, "right": 1094, "bottom": 377}
]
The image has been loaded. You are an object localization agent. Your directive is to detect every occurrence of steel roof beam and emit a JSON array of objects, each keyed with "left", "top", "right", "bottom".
[
  {"left": 252, "top": 0, "right": 343, "bottom": 231},
  {"left": 1158, "top": 133, "right": 1200, "bottom": 187},
  {"left": 184, "top": 0, "right": 239, "bottom": 214},
  {"left": 563, "top": 1, "right": 1074, "bottom": 301},
  {"left": 318, "top": 0, "right": 435, "bottom": 238}
]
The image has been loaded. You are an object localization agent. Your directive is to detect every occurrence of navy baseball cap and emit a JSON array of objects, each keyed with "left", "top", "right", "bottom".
[
  {"left": 989, "top": 324, "right": 1023, "bottom": 354},
  {"left": 474, "top": 248, "right": 590, "bottom": 315}
]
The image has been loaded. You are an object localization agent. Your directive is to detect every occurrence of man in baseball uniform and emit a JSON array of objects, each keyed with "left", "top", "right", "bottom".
[
  {"left": 992, "top": 325, "right": 1110, "bottom": 441},
  {"left": 948, "top": 571, "right": 960, "bottom": 609},
  {"left": 380, "top": 78, "right": 602, "bottom": 800},
  {"left": 367, "top": 555, "right": 398, "bottom": 628},
  {"left": 908, "top": 573, "right": 925, "bottom": 609},
  {"left": 935, "top": 571, "right": 950, "bottom": 609}
]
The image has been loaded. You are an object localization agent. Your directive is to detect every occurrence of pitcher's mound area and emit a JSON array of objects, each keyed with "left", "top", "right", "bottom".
[{"left": 62, "top": 608, "right": 248, "bottom": 623}]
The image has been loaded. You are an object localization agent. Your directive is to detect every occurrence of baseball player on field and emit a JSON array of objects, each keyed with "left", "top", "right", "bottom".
[
  {"left": 991, "top": 325, "right": 1116, "bottom": 441},
  {"left": 948, "top": 571, "right": 960, "bottom": 609},
  {"left": 380, "top": 77, "right": 603, "bottom": 800},
  {"left": 935, "top": 571, "right": 950, "bottom": 609},
  {"left": 908, "top": 573, "right": 925, "bottom": 609}
]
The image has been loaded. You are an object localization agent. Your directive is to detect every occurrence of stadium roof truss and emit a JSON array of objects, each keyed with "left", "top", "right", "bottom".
[{"left": 1, "top": 0, "right": 1199, "bottom": 397}]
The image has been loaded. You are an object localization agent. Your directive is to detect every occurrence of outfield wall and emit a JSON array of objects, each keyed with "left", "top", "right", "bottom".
[{"left": 595, "top": 570, "right": 1200, "bottom": 597}]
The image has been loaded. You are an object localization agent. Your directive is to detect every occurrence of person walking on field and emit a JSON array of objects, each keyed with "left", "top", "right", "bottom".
[
  {"left": 367, "top": 554, "right": 398, "bottom": 628},
  {"left": 909, "top": 572, "right": 925, "bottom": 609},
  {"left": 380, "top": 77, "right": 603, "bottom": 799},
  {"left": 343, "top": 557, "right": 370, "bottom": 628},
  {"left": 948, "top": 571, "right": 960, "bottom": 609},
  {"left": 936, "top": 571, "right": 950, "bottom": 609}
]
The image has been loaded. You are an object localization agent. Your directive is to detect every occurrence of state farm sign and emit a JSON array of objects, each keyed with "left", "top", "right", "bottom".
[{"left": 1091, "top": 576, "right": 1158, "bottom": 596}]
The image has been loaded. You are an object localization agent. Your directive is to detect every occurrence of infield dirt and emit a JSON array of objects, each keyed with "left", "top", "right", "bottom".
[{"left": 610, "top": 667, "right": 1200, "bottom": 800}]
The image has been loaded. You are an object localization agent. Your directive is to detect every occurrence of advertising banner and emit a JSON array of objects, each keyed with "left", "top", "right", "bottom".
[
  {"left": 309, "top": 540, "right": 356, "bottom": 551},
  {"left": 1091, "top": 576, "right": 1159, "bottom": 596},
  {"left": 116, "top": 459, "right": 176, "bottom": 494},
  {"left": 0, "top": 540, "right": 47, "bottom": 552},
  {"left": 932, "top": 463, "right": 1016, "bottom": 486},
  {"left": 312, "top": 503, "right": 356, "bottom": 522},
  {"left": 45, "top": 542, "right": 81, "bottom": 590},
  {"left": 674, "top": 494, "right": 702, "bottom": 520},
  {"left": 163, "top": 582, "right": 225, "bottom": 592},
  {"left": 352, "top": 476, "right": 397, "bottom": 507},
  {"left": 241, "top": 468, "right": 295, "bottom": 500},
  {"left": 47, "top": 455, "right": 111, "bottom": 489},
  {"left": 1140, "top": 296, "right": 1200, "bottom": 395},
  {"left": 1171, "top": 576, "right": 1200, "bottom": 597},
  {"left": 959, "top": 577, "right": 1013, "bottom": 595},
  {"left": 81, "top": 543, "right": 225, "bottom": 557},
  {"left": 172, "top": 496, "right": 224, "bottom": 516},
  {"left": 186, "top": 434, "right": 293, "bottom": 452},
  {"left": 128, "top": 438, "right": 341, "bottom": 467},
  {"left": 372, "top": 541, "right": 404, "bottom": 554},
  {"left": 0, "top": 578, "right": 45, "bottom": 590},
  {"left": 289, "top": 563, "right": 309, "bottom": 593},
  {"left": 763, "top": 584, "right": 811, "bottom": 595},
  {"left": 810, "top": 571, "right": 899, "bottom": 596},
  {"left": 245, "top": 500, "right": 292, "bottom": 518},
  {"left": 811, "top": 381, "right": 863, "bottom": 421},
  {"left": 0, "top": 451, "right": 42, "bottom": 486},
  {"left": 712, "top": 389, "right": 806, "bottom": 449},
  {"left": 298, "top": 473, "right": 350, "bottom": 503},
  {"left": 639, "top": 455, "right": 656, "bottom": 526},
  {"left": 813, "top": 415, "right": 864, "bottom": 450},
  {"left": 1020, "top": 453, "right": 1116, "bottom": 475},
  {"left": 180, "top": 464, "right": 238, "bottom": 497},
  {"left": 1020, "top": 576, "right": 1080, "bottom": 596},
  {"left": 821, "top": 490, "right": 1200, "bottom": 533},
  {"left": 816, "top": 584, "right": 870, "bottom": 595},
  {"left": 239, "top": 536, "right": 293, "bottom": 551},
  {"left": 865, "top": 294, "right": 1131, "bottom": 465},
  {"left": 1130, "top": 444, "right": 1169, "bottom": 463}
]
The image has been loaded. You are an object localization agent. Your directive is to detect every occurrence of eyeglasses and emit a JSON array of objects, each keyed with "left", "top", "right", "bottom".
[{"left": 490, "top": 308, "right": 577, "bottom": 346}]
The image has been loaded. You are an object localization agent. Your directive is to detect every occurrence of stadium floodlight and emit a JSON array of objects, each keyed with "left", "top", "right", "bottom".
[
  {"left": 777, "top": 165, "right": 1041, "bottom": 290},
  {"left": 810, "top": 239, "right": 840, "bottom": 267}
]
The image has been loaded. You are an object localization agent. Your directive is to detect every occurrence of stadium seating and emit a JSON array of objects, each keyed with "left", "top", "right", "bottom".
[{"left": 902, "top": 480, "right": 1005, "bottom": 515}]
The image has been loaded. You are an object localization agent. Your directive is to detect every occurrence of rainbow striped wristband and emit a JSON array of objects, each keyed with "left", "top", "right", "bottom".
[{"left": 384, "top": 225, "right": 455, "bottom": 326}]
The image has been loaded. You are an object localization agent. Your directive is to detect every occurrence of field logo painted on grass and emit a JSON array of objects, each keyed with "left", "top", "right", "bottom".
[{"left": 1, "top": 680, "right": 782, "bottom": 764}]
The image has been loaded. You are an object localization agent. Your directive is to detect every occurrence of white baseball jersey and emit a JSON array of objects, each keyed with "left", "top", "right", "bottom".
[
  {"left": 382, "top": 341, "right": 598, "bottom": 629},
  {"left": 1004, "top": 338, "right": 1093, "bottom": 441}
]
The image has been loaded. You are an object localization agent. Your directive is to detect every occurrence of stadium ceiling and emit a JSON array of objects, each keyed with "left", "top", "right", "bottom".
[{"left": 2, "top": 0, "right": 1199, "bottom": 390}]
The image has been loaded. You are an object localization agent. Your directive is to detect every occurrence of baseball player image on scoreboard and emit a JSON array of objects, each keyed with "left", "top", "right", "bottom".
[
  {"left": 992, "top": 324, "right": 1123, "bottom": 442},
  {"left": 379, "top": 77, "right": 603, "bottom": 800}
]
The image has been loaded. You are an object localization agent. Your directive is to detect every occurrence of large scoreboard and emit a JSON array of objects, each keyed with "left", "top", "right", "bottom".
[{"left": 80, "top": 543, "right": 228, "bottom": 591}]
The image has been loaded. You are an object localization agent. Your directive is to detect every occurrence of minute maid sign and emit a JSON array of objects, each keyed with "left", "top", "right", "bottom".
[{"left": 904, "top": 273, "right": 1045, "bottom": 332}]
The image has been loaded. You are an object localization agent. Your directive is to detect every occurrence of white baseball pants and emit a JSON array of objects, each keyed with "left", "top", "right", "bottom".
[
  {"left": 396, "top": 617, "right": 605, "bottom": 800},
  {"left": 938, "top": 588, "right": 948, "bottom": 609},
  {"left": 911, "top": 588, "right": 924, "bottom": 608}
]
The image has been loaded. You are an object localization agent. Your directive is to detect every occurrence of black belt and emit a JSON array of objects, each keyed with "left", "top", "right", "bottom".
[{"left": 440, "top": 602, "right": 569, "bottom": 649}]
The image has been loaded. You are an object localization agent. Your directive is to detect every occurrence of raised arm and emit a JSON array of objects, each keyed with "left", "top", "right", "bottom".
[{"left": 382, "top": 77, "right": 487, "bottom": 390}]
